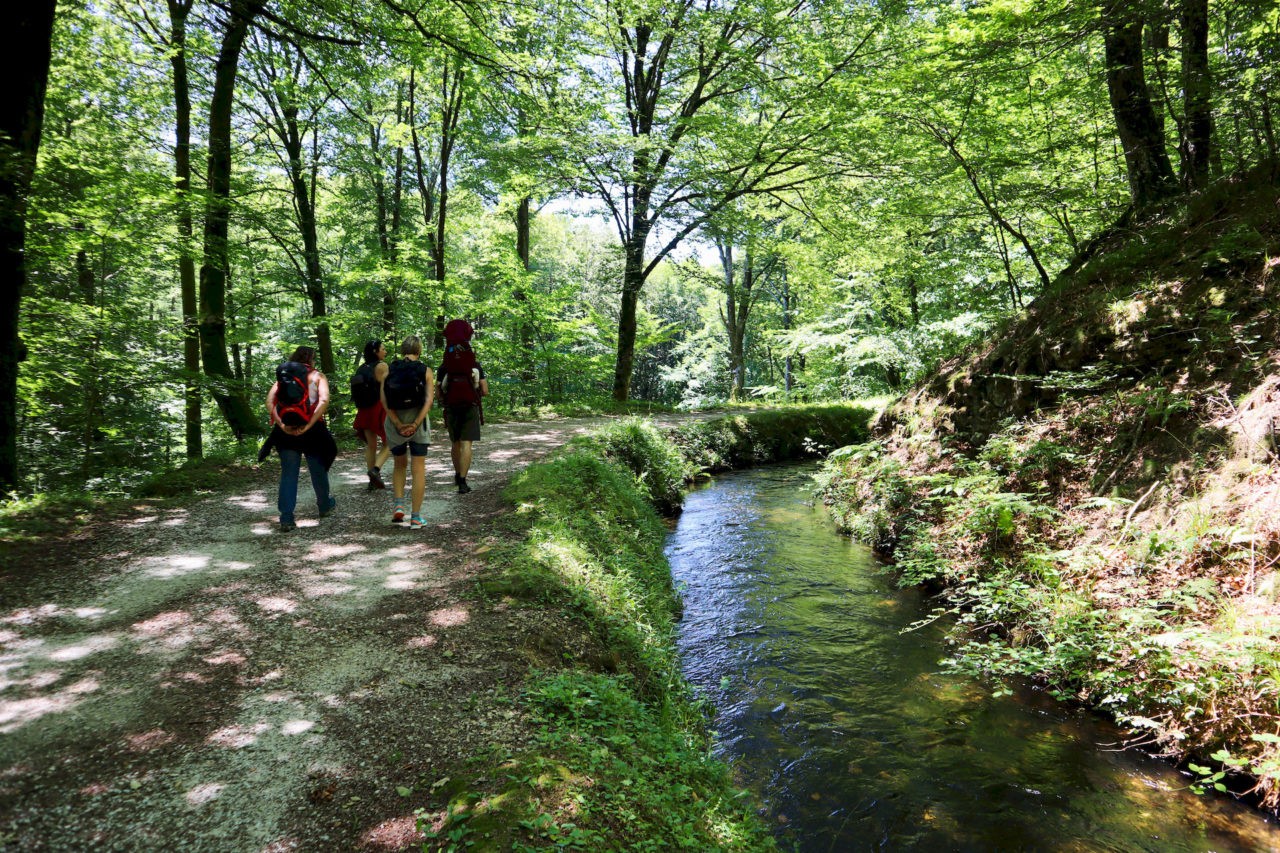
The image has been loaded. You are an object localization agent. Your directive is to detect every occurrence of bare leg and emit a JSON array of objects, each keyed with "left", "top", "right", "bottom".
[
  {"left": 362, "top": 431, "right": 378, "bottom": 471},
  {"left": 410, "top": 454, "right": 426, "bottom": 516},
  {"left": 456, "top": 441, "right": 473, "bottom": 478},
  {"left": 393, "top": 453, "right": 408, "bottom": 498},
  {"left": 375, "top": 441, "right": 391, "bottom": 470}
]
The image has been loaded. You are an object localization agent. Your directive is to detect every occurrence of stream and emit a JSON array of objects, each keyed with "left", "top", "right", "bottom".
[{"left": 666, "top": 463, "right": 1280, "bottom": 852}]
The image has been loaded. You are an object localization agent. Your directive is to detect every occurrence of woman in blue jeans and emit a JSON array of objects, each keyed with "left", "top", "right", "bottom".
[{"left": 264, "top": 346, "right": 337, "bottom": 531}]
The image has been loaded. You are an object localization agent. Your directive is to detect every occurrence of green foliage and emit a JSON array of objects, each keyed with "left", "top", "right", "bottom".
[
  {"left": 572, "top": 419, "right": 690, "bottom": 515},
  {"left": 672, "top": 405, "right": 875, "bottom": 475},
  {"left": 510, "top": 671, "right": 773, "bottom": 851}
]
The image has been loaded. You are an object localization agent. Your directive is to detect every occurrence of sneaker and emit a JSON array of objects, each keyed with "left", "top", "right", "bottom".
[
  {"left": 368, "top": 468, "right": 386, "bottom": 491},
  {"left": 457, "top": 478, "right": 471, "bottom": 494},
  {"left": 280, "top": 519, "right": 297, "bottom": 531},
  {"left": 320, "top": 497, "right": 336, "bottom": 518},
  {"left": 409, "top": 514, "right": 425, "bottom": 530},
  {"left": 392, "top": 500, "right": 406, "bottom": 524}
]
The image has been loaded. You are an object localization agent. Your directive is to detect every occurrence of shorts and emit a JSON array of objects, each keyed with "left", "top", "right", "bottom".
[
  {"left": 353, "top": 402, "right": 387, "bottom": 442},
  {"left": 385, "top": 407, "right": 430, "bottom": 457},
  {"left": 445, "top": 405, "right": 481, "bottom": 442},
  {"left": 390, "top": 441, "right": 429, "bottom": 457}
]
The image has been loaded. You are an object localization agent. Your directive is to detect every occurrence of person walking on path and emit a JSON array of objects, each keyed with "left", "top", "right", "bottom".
[
  {"left": 265, "top": 345, "right": 337, "bottom": 531},
  {"left": 436, "top": 319, "right": 489, "bottom": 494},
  {"left": 381, "top": 335, "right": 434, "bottom": 529},
  {"left": 351, "top": 339, "right": 391, "bottom": 490}
]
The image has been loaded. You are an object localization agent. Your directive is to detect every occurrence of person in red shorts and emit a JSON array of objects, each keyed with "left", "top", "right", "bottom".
[{"left": 351, "top": 339, "right": 391, "bottom": 490}]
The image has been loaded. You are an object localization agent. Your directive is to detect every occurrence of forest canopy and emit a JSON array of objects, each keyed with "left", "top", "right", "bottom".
[{"left": 3, "top": 0, "right": 1278, "bottom": 492}]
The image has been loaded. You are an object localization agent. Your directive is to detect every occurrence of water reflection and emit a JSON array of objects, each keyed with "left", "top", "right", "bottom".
[{"left": 668, "top": 464, "right": 1280, "bottom": 852}]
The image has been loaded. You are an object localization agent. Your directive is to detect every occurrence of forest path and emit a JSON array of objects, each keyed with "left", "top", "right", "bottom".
[{"left": 0, "top": 413, "right": 699, "bottom": 851}]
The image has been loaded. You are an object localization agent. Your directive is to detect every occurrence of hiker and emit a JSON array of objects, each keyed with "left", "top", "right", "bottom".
[
  {"left": 351, "top": 339, "right": 391, "bottom": 490},
  {"left": 436, "top": 319, "right": 489, "bottom": 494},
  {"left": 265, "top": 345, "right": 338, "bottom": 531},
  {"left": 382, "top": 335, "right": 435, "bottom": 529}
]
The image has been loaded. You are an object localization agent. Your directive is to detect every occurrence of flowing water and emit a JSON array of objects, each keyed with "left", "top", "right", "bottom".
[{"left": 667, "top": 464, "right": 1280, "bottom": 852}]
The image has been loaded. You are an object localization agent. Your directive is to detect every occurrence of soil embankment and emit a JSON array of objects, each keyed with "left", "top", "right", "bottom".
[{"left": 822, "top": 164, "right": 1280, "bottom": 809}]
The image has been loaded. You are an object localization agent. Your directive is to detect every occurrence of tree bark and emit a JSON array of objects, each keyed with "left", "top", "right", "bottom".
[
  {"left": 282, "top": 102, "right": 333, "bottom": 375},
  {"left": 168, "top": 0, "right": 202, "bottom": 458},
  {"left": 199, "top": 0, "right": 265, "bottom": 438},
  {"left": 0, "top": 0, "right": 57, "bottom": 490},
  {"left": 612, "top": 213, "right": 650, "bottom": 402},
  {"left": 1102, "top": 1, "right": 1177, "bottom": 209},
  {"left": 515, "top": 194, "right": 536, "bottom": 386},
  {"left": 1178, "top": 0, "right": 1213, "bottom": 190}
]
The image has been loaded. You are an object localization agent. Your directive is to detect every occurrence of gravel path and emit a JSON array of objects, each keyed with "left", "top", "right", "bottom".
[{"left": 0, "top": 415, "right": 671, "bottom": 851}]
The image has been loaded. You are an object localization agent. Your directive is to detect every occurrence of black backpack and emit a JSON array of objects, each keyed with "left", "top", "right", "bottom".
[
  {"left": 274, "top": 361, "right": 315, "bottom": 426},
  {"left": 349, "top": 363, "right": 380, "bottom": 410},
  {"left": 383, "top": 358, "right": 427, "bottom": 410}
]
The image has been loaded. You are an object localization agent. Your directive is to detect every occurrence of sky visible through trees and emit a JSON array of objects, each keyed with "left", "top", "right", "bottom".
[{"left": 3, "top": 0, "right": 1278, "bottom": 491}]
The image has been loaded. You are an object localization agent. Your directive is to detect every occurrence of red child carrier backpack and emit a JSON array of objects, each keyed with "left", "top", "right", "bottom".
[
  {"left": 440, "top": 343, "right": 480, "bottom": 407},
  {"left": 274, "top": 361, "right": 315, "bottom": 426}
]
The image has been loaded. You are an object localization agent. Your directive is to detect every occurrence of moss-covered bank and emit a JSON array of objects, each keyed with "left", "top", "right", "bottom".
[{"left": 430, "top": 405, "right": 872, "bottom": 849}]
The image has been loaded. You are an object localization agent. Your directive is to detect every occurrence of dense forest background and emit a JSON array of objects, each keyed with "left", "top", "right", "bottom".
[{"left": 4, "top": 0, "right": 1279, "bottom": 493}]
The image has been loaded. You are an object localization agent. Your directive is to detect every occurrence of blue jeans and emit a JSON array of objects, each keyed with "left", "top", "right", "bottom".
[{"left": 278, "top": 448, "right": 331, "bottom": 523}]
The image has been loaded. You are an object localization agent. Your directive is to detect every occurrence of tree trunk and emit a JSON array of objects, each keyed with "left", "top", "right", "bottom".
[
  {"left": 168, "top": 0, "right": 202, "bottom": 458},
  {"left": 0, "top": 0, "right": 57, "bottom": 490},
  {"left": 282, "top": 103, "right": 333, "bottom": 375},
  {"left": 1178, "top": 0, "right": 1213, "bottom": 190},
  {"left": 367, "top": 104, "right": 396, "bottom": 338},
  {"left": 780, "top": 262, "right": 793, "bottom": 395},
  {"left": 612, "top": 224, "right": 648, "bottom": 402},
  {"left": 515, "top": 195, "right": 536, "bottom": 386},
  {"left": 199, "top": 0, "right": 264, "bottom": 438},
  {"left": 1102, "top": 1, "right": 1177, "bottom": 209}
]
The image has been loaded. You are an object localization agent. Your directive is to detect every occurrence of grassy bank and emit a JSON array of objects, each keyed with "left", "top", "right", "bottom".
[
  {"left": 428, "top": 405, "right": 872, "bottom": 849},
  {"left": 816, "top": 171, "right": 1280, "bottom": 811}
]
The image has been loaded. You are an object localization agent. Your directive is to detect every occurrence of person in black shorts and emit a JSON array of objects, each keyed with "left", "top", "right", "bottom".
[{"left": 436, "top": 319, "right": 489, "bottom": 494}]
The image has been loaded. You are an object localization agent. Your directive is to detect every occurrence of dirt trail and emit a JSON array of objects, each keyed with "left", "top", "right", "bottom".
[{"left": 0, "top": 415, "right": 675, "bottom": 852}]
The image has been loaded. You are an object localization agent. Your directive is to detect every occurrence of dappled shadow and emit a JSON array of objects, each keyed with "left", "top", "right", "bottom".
[{"left": 0, "top": 416, "right": 629, "bottom": 848}]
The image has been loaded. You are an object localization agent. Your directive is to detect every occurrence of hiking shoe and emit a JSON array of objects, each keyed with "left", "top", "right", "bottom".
[
  {"left": 409, "top": 514, "right": 425, "bottom": 530},
  {"left": 454, "top": 473, "right": 463, "bottom": 487},
  {"left": 457, "top": 478, "right": 471, "bottom": 494},
  {"left": 392, "top": 501, "right": 406, "bottom": 524},
  {"left": 368, "top": 468, "right": 386, "bottom": 490},
  {"left": 320, "top": 497, "right": 337, "bottom": 518},
  {"left": 280, "top": 519, "right": 297, "bottom": 531}
]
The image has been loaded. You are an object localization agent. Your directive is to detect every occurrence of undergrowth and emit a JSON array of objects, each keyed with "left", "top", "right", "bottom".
[{"left": 819, "top": 397, "right": 1280, "bottom": 810}]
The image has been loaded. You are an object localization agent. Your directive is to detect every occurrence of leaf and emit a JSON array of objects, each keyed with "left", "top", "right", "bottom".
[{"left": 397, "top": 786, "right": 412, "bottom": 797}]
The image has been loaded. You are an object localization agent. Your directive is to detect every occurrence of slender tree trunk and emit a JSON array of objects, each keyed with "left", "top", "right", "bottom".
[
  {"left": 1178, "top": 0, "right": 1213, "bottom": 190},
  {"left": 0, "top": 0, "right": 57, "bottom": 490},
  {"left": 282, "top": 104, "right": 333, "bottom": 374},
  {"left": 367, "top": 105, "right": 396, "bottom": 337},
  {"left": 780, "top": 262, "right": 793, "bottom": 395},
  {"left": 199, "top": 0, "right": 264, "bottom": 438},
  {"left": 1102, "top": 1, "right": 1177, "bottom": 209},
  {"left": 168, "top": 0, "right": 201, "bottom": 458},
  {"left": 515, "top": 194, "right": 537, "bottom": 386},
  {"left": 433, "top": 62, "right": 465, "bottom": 285}
]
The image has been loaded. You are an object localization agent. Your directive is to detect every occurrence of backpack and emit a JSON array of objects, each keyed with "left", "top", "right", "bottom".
[
  {"left": 384, "top": 358, "right": 427, "bottom": 410},
  {"left": 274, "top": 361, "right": 315, "bottom": 426},
  {"left": 349, "top": 362, "right": 380, "bottom": 410},
  {"left": 439, "top": 343, "right": 480, "bottom": 407}
]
